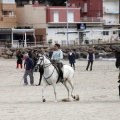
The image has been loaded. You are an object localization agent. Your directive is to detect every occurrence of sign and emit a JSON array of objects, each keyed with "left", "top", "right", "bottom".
[{"left": 77, "top": 23, "right": 86, "bottom": 30}]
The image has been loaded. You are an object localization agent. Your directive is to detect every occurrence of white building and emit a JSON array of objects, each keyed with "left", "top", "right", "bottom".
[{"left": 102, "top": 0, "right": 119, "bottom": 42}]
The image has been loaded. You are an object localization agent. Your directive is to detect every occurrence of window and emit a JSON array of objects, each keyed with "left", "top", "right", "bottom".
[
  {"left": 113, "top": 31, "right": 117, "bottom": 34},
  {"left": 68, "top": 12, "right": 74, "bottom": 22},
  {"left": 54, "top": 40, "right": 58, "bottom": 43},
  {"left": 2, "top": 11, "right": 15, "bottom": 17},
  {"left": 83, "top": 3, "right": 87, "bottom": 12},
  {"left": 54, "top": 12, "right": 59, "bottom": 22},
  {"left": 103, "top": 31, "right": 109, "bottom": 35},
  {"left": 2, "top": 0, "right": 15, "bottom": 4},
  {"left": 70, "top": 40, "right": 75, "bottom": 45},
  {"left": 61, "top": 40, "right": 66, "bottom": 45}
]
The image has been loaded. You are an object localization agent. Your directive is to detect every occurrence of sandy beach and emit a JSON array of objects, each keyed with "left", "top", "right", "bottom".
[{"left": 0, "top": 59, "right": 120, "bottom": 120}]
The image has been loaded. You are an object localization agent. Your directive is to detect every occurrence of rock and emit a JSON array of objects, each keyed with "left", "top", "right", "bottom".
[
  {"left": 104, "top": 47, "right": 112, "bottom": 52},
  {"left": 94, "top": 45, "right": 104, "bottom": 50},
  {"left": 6, "top": 50, "right": 13, "bottom": 56},
  {"left": 1, "top": 55, "right": 9, "bottom": 59},
  {"left": 80, "top": 52, "right": 87, "bottom": 58},
  {"left": 12, "top": 56, "right": 16, "bottom": 59},
  {"left": 63, "top": 53, "right": 68, "bottom": 59}
]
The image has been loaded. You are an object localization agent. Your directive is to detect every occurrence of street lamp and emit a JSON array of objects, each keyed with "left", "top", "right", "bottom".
[{"left": 65, "top": 1, "right": 69, "bottom": 45}]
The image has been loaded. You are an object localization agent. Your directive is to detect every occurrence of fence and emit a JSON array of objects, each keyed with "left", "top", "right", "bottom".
[{"left": 1, "top": 40, "right": 120, "bottom": 48}]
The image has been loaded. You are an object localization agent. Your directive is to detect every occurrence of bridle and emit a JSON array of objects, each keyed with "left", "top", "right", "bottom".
[{"left": 37, "top": 55, "right": 55, "bottom": 85}]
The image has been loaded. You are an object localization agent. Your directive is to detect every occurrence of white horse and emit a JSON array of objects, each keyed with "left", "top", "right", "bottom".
[{"left": 36, "top": 53, "right": 79, "bottom": 102}]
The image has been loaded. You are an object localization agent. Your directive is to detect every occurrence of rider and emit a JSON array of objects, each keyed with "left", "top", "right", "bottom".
[{"left": 51, "top": 44, "right": 63, "bottom": 82}]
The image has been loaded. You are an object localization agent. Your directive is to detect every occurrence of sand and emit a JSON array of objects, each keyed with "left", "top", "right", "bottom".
[{"left": 0, "top": 59, "right": 120, "bottom": 120}]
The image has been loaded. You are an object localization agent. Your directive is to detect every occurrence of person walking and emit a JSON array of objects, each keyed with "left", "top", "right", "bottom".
[
  {"left": 16, "top": 51, "right": 23, "bottom": 69},
  {"left": 23, "top": 54, "right": 34, "bottom": 85},
  {"left": 68, "top": 49, "right": 76, "bottom": 70},
  {"left": 86, "top": 48, "right": 95, "bottom": 71},
  {"left": 51, "top": 43, "right": 63, "bottom": 82}
]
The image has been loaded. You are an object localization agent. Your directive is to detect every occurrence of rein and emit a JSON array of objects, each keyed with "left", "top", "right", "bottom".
[{"left": 38, "top": 55, "right": 55, "bottom": 85}]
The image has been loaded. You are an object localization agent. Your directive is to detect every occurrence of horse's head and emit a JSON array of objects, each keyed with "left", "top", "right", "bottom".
[{"left": 34, "top": 53, "right": 44, "bottom": 72}]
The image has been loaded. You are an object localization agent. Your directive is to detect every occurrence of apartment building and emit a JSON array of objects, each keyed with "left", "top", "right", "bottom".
[
  {"left": 68, "top": 0, "right": 103, "bottom": 44},
  {"left": 16, "top": 1, "right": 47, "bottom": 44},
  {"left": 103, "top": 0, "right": 119, "bottom": 42},
  {"left": 0, "top": 0, "right": 17, "bottom": 43},
  {"left": 46, "top": 6, "right": 81, "bottom": 45},
  {"left": 69, "top": 0, "right": 120, "bottom": 43}
]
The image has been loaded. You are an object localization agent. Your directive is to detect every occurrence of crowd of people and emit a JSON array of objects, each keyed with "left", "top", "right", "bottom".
[{"left": 17, "top": 44, "right": 117, "bottom": 86}]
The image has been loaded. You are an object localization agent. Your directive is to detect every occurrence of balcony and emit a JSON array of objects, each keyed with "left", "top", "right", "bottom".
[
  {"left": 103, "top": 19, "right": 119, "bottom": 25},
  {"left": 81, "top": 7, "right": 87, "bottom": 13},
  {"left": 2, "top": 4, "right": 16, "bottom": 11},
  {"left": 81, "top": 17, "right": 103, "bottom": 23},
  {"left": 103, "top": 6, "right": 119, "bottom": 14}
]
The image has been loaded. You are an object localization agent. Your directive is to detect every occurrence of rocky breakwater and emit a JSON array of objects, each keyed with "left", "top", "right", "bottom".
[{"left": 0, "top": 44, "right": 120, "bottom": 59}]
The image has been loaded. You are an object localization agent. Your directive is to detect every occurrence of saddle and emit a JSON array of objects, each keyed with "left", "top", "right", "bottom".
[{"left": 52, "top": 63, "right": 63, "bottom": 83}]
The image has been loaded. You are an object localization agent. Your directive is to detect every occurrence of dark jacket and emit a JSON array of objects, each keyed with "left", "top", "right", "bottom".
[
  {"left": 115, "top": 51, "right": 120, "bottom": 68},
  {"left": 68, "top": 53, "right": 76, "bottom": 63},
  {"left": 24, "top": 58, "right": 34, "bottom": 70},
  {"left": 28, "top": 52, "right": 32, "bottom": 59},
  {"left": 49, "top": 51, "right": 53, "bottom": 59},
  {"left": 87, "top": 52, "right": 95, "bottom": 61},
  {"left": 17, "top": 54, "right": 23, "bottom": 64}
]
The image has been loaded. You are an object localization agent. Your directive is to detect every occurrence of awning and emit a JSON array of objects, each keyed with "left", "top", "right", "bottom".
[{"left": 12, "top": 28, "right": 35, "bottom": 34}]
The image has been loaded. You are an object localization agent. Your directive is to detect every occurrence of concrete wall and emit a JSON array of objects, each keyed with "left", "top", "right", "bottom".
[
  {"left": 0, "top": 2, "right": 17, "bottom": 28},
  {"left": 47, "top": 27, "right": 78, "bottom": 45},
  {"left": 16, "top": 5, "right": 47, "bottom": 28}
]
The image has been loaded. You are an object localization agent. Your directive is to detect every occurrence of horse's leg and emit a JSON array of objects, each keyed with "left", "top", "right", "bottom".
[
  {"left": 68, "top": 80, "right": 79, "bottom": 101},
  {"left": 63, "top": 81, "right": 70, "bottom": 100},
  {"left": 52, "top": 83, "right": 57, "bottom": 102},
  {"left": 67, "top": 80, "right": 75, "bottom": 99},
  {"left": 42, "top": 83, "right": 47, "bottom": 102},
  {"left": 38, "top": 73, "right": 42, "bottom": 85}
]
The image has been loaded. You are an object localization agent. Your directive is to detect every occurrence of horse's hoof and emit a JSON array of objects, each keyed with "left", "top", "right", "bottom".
[
  {"left": 62, "top": 98, "right": 70, "bottom": 102},
  {"left": 43, "top": 99, "right": 46, "bottom": 102},
  {"left": 75, "top": 95, "right": 80, "bottom": 101}
]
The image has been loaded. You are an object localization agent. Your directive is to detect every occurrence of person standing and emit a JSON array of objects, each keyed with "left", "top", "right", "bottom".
[
  {"left": 28, "top": 50, "right": 32, "bottom": 59},
  {"left": 86, "top": 48, "right": 95, "bottom": 71},
  {"left": 32, "top": 50, "right": 37, "bottom": 67},
  {"left": 51, "top": 44, "right": 63, "bottom": 82},
  {"left": 49, "top": 49, "right": 53, "bottom": 60},
  {"left": 16, "top": 51, "right": 23, "bottom": 69},
  {"left": 114, "top": 50, "right": 120, "bottom": 83},
  {"left": 68, "top": 49, "right": 76, "bottom": 70},
  {"left": 23, "top": 54, "right": 34, "bottom": 85},
  {"left": 18, "top": 39, "right": 21, "bottom": 48}
]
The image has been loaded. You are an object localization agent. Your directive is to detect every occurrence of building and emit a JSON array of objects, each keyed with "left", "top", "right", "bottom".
[
  {"left": 46, "top": 6, "right": 81, "bottom": 45},
  {"left": 69, "top": 0, "right": 120, "bottom": 43},
  {"left": 68, "top": 0, "right": 104, "bottom": 44},
  {"left": 0, "top": 0, "right": 17, "bottom": 44},
  {"left": 103, "top": 0, "right": 119, "bottom": 42},
  {"left": 16, "top": 2, "right": 47, "bottom": 44}
]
